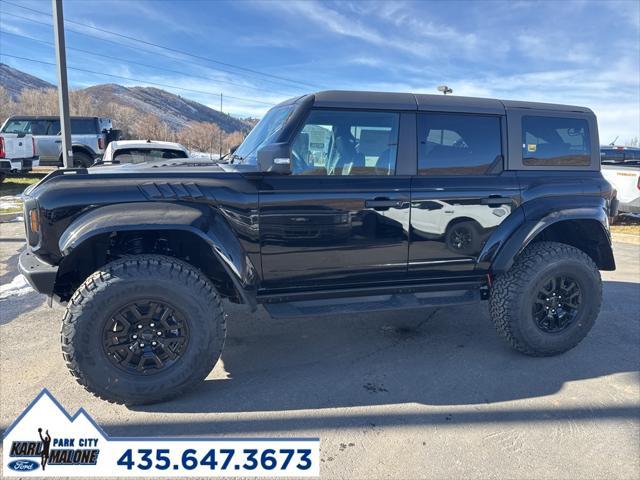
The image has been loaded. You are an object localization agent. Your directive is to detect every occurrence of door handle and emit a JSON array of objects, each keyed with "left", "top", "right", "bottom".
[
  {"left": 365, "top": 198, "right": 404, "bottom": 210},
  {"left": 480, "top": 196, "right": 512, "bottom": 206},
  {"left": 54, "top": 140, "right": 62, "bottom": 143}
]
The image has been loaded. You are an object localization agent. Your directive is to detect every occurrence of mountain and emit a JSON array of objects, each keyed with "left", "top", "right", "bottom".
[
  {"left": 0, "top": 63, "right": 55, "bottom": 97},
  {"left": 0, "top": 63, "right": 250, "bottom": 133},
  {"left": 81, "top": 84, "right": 248, "bottom": 133}
]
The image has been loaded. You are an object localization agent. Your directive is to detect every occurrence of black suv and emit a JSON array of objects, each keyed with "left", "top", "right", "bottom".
[{"left": 19, "top": 91, "right": 617, "bottom": 405}]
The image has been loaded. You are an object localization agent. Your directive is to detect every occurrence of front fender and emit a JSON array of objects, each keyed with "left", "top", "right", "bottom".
[{"left": 58, "top": 202, "right": 258, "bottom": 308}]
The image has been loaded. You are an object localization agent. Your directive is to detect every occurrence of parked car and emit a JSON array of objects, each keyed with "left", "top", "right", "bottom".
[
  {"left": 0, "top": 116, "right": 119, "bottom": 168},
  {"left": 0, "top": 130, "right": 39, "bottom": 174},
  {"left": 97, "top": 140, "right": 189, "bottom": 165},
  {"left": 20, "top": 90, "right": 616, "bottom": 405},
  {"left": 601, "top": 145, "right": 640, "bottom": 215}
]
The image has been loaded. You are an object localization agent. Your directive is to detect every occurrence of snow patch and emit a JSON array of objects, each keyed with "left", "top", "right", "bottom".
[
  {"left": 0, "top": 274, "right": 34, "bottom": 299},
  {"left": 0, "top": 194, "right": 23, "bottom": 211}
]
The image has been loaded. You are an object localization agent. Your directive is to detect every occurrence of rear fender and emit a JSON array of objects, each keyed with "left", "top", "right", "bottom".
[{"left": 480, "top": 196, "right": 614, "bottom": 273}]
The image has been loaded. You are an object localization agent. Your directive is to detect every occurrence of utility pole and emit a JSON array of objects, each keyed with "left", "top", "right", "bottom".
[
  {"left": 52, "top": 0, "right": 74, "bottom": 168},
  {"left": 218, "top": 93, "right": 223, "bottom": 159}
]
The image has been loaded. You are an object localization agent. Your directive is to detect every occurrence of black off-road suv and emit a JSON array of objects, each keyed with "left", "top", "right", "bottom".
[{"left": 19, "top": 91, "right": 617, "bottom": 405}]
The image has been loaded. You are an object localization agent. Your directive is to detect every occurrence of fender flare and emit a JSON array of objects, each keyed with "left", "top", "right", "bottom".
[
  {"left": 487, "top": 205, "right": 614, "bottom": 274},
  {"left": 58, "top": 144, "right": 98, "bottom": 163},
  {"left": 58, "top": 202, "right": 258, "bottom": 309}
]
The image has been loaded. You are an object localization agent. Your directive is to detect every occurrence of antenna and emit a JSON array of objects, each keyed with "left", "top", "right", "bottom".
[
  {"left": 437, "top": 85, "right": 453, "bottom": 95},
  {"left": 609, "top": 135, "right": 618, "bottom": 146}
]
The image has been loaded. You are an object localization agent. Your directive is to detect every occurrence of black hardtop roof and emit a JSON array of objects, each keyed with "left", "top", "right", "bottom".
[
  {"left": 293, "top": 90, "right": 592, "bottom": 114},
  {"left": 6, "top": 115, "right": 105, "bottom": 121}
]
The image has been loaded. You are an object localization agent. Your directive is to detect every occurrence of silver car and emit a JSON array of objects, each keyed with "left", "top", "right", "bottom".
[{"left": 0, "top": 116, "right": 118, "bottom": 167}]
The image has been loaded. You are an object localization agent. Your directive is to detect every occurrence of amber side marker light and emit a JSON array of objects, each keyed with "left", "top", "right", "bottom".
[{"left": 29, "top": 209, "right": 39, "bottom": 233}]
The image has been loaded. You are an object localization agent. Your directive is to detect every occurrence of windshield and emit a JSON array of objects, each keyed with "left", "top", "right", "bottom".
[{"left": 233, "top": 105, "right": 294, "bottom": 164}]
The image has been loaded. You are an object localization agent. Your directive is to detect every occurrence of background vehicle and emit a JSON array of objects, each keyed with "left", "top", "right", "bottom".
[
  {"left": 98, "top": 140, "right": 189, "bottom": 165},
  {"left": 601, "top": 145, "right": 640, "bottom": 215},
  {"left": 0, "top": 116, "right": 119, "bottom": 168},
  {"left": 19, "top": 91, "right": 616, "bottom": 405},
  {"left": 0, "top": 130, "right": 39, "bottom": 173}
]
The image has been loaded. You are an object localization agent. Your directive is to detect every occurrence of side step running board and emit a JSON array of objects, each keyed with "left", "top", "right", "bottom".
[{"left": 263, "top": 288, "right": 480, "bottom": 318}]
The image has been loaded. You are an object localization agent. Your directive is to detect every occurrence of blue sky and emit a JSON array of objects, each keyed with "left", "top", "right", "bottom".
[{"left": 0, "top": 0, "right": 638, "bottom": 142}]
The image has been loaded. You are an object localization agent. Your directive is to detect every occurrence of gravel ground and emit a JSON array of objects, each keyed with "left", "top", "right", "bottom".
[{"left": 1, "top": 221, "right": 638, "bottom": 479}]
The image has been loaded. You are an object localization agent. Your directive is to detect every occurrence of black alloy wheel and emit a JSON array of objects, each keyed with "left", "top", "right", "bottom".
[
  {"left": 532, "top": 275, "right": 582, "bottom": 333},
  {"left": 103, "top": 300, "right": 189, "bottom": 375}
]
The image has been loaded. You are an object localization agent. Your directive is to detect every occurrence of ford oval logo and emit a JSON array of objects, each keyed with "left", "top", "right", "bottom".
[{"left": 8, "top": 459, "right": 39, "bottom": 471}]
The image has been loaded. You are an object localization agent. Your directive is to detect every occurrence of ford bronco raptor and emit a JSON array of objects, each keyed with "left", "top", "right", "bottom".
[{"left": 19, "top": 91, "right": 617, "bottom": 405}]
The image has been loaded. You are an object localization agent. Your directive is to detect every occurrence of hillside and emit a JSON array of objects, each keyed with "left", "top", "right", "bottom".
[
  {"left": 81, "top": 84, "right": 248, "bottom": 133},
  {"left": 0, "top": 63, "right": 250, "bottom": 133},
  {"left": 0, "top": 63, "right": 54, "bottom": 98}
]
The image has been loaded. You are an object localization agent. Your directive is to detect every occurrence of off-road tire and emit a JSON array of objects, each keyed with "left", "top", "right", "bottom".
[
  {"left": 71, "top": 151, "right": 93, "bottom": 168},
  {"left": 61, "top": 255, "right": 226, "bottom": 405},
  {"left": 489, "top": 241, "right": 602, "bottom": 356}
]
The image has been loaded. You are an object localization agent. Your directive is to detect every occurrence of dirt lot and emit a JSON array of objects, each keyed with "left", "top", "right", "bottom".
[{"left": 0, "top": 220, "right": 638, "bottom": 479}]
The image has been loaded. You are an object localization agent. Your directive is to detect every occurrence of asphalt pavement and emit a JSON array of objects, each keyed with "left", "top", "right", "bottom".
[{"left": 1, "top": 220, "right": 638, "bottom": 479}]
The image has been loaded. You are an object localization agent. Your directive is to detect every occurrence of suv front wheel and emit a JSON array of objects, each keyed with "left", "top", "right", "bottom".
[
  {"left": 489, "top": 241, "right": 602, "bottom": 356},
  {"left": 61, "top": 255, "right": 226, "bottom": 405}
]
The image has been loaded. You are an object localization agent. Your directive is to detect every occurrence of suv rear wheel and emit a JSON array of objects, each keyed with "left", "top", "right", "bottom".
[
  {"left": 61, "top": 255, "right": 226, "bottom": 405},
  {"left": 489, "top": 241, "right": 602, "bottom": 356},
  {"left": 72, "top": 151, "right": 93, "bottom": 168}
]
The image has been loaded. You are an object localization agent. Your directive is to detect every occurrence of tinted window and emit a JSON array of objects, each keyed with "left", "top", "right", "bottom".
[
  {"left": 70, "top": 118, "right": 97, "bottom": 134},
  {"left": 112, "top": 148, "right": 188, "bottom": 164},
  {"left": 292, "top": 109, "right": 399, "bottom": 176},
  {"left": 418, "top": 113, "right": 502, "bottom": 175},
  {"left": 48, "top": 119, "right": 60, "bottom": 134},
  {"left": 1, "top": 119, "right": 30, "bottom": 134},
  {"left": 522, "top": 116, "right": 590, "bottom": 166}
]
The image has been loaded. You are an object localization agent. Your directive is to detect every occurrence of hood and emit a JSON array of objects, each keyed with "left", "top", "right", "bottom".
[{"left": 89, "top": 157, "right": 226, "bottom": 173}]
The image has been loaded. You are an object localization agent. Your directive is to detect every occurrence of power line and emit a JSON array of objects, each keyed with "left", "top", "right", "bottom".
[
  {"left": 0, "top": 0, "right": 322, "bottom": 90},
  {"left": 1, "top": 10, "right": 308, "bottom": 95},
  {"left": 0, "top": 29, "right": 299, "bottom": 98},
  {"left": 0, "top": 53, "right": 276, "bottom": 107}
]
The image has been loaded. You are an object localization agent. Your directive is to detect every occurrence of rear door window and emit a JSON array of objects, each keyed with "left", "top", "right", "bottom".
[
  {"left": 418, "top": 113, "right": 502, "bottom": 175},
  {"left": 70, "top": 118, "right": 97, "bottom": 134},
  {"left": 522, "top": 116, "right": 590, "bottom": 166}
]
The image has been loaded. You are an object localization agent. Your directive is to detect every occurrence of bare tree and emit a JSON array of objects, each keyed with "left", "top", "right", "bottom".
[
  {"left": 133, "top": 114, "right": 176, "bottom": 142},
  {"left": 2, "top": 88, "right": 251, "bottom": 152},
  {"left": 177, "top": 121, "right": 222, "bottom": 154},
  {"left": 102, "top": 102, "right": 140, "bottom": 139},
  {"left": 17, "top": 88, "right": 57, "bottom": 115},
  {"left": 223, "top": 131, "right": 245, "bottom": 154},
  {"left": 625, "top": 137, "right": 639, "bottom": 148},
  {"left": 0, "top": 86, "right": 16, "bottom": 121}
]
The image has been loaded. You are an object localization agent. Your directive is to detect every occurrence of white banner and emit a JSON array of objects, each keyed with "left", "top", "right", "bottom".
[{"left": 3, "top": 390, "right": 320, "bottom": 477}]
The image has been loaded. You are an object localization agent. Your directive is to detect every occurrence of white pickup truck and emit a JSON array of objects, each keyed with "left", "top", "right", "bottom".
[
  {"left": 601, "top": 146, "right": 640, "bottom": 216},
  {"left": 0, "top": 131, "right": 39, "bottom": 180}
]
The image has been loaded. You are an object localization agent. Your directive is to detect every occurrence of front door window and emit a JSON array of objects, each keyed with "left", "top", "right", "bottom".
[{"left": 291, "top": 109, "right": 399, "bottom": 176}]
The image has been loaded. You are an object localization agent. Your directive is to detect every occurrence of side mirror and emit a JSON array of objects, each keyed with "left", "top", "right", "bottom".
[
  {"left": 229, "top": 144, "right": 240, "bottom": 154},
  {"left": 258, "top": 143, "right": 291, "bottom": 174}
]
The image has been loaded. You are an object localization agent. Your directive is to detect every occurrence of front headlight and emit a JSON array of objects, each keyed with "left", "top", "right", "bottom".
[
  {"left": 29, "top": 208, "right": 39, "bottom": 234},
  {"left": 23, "top": 197, "right": 40, "bottom": 247}
]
